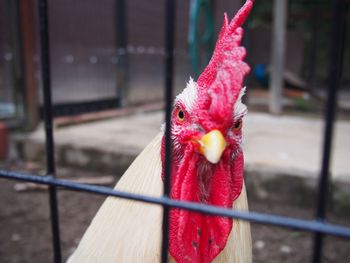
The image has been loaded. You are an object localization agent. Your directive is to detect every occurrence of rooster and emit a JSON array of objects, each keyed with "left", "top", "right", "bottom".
[{"left": 69, "top": 1, "right": 254, "bottom": 262}]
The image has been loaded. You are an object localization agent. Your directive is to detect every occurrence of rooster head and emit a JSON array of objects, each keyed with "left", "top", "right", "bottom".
[{"left": 161, "top": 1, "right": 254, "bottom": 262}]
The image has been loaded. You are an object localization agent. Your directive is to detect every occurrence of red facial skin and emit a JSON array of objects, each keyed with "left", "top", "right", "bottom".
[
  {"left": 161, "top": 1, "right": 254, "bottom": 262},
  {"left": 161, "top": 102, "right": 244, "bottom": 263}
]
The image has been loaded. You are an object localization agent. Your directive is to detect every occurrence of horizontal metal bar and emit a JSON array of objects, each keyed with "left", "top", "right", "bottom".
[{"left": 1, "top": 169, "right": 350, "bottom": 239}]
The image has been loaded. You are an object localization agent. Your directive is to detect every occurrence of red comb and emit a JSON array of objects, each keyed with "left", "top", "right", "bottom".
[{"left": 196, "top": 0, "right": 254, "bottom": 126}]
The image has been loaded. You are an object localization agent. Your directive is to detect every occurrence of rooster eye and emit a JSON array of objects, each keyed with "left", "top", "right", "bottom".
[
  {"left": 177, "top": 109, "right": 185, "bottom": 122},
  {"left": 233, "top": 119, "right": 242, "bottom": 131}
]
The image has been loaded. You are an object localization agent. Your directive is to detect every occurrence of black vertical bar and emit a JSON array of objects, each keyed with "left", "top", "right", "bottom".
[
  {"left": 38, "top": 0, "right": 62, "bottom": 262},
  {"left": 115, "top": 0, "right": 129, "bottom": 106},
  {"left": 116, "top": 0, "right": 127, "bottom": 48},
  {"left": 161, "top": 0, "right": 176, "bottom": 262},
  {"left": 312, "top": 0, "right": 346, "bottom": 262}
]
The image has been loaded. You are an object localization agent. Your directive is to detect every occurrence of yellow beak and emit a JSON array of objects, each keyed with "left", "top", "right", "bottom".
[{"left": 198, "top": 130, "right": 227, "bottom": 164}]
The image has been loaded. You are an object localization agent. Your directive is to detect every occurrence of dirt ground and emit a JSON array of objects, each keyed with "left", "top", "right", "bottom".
[{"left": 0, "top": 166, "right": 349, "bottom": 263}]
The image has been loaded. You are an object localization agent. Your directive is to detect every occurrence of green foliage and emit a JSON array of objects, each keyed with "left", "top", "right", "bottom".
[
  {"left": 293, "top": 98, "right": 313, "bottom": 112},
  {"left": 248, "top": 0, "right": 349, "bottom": 86}
]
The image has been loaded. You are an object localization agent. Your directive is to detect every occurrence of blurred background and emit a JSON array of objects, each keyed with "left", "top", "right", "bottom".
[
  {"left": 0, "top": 0, "right": 349, "bottom": 262},
  {"left": 1, "top": 0, "right": 349, "bottom": 123}
]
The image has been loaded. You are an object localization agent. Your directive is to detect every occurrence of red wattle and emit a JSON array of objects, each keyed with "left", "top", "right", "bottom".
[{"left": 167, "top": 146, "right": 244, "bottom": 263}]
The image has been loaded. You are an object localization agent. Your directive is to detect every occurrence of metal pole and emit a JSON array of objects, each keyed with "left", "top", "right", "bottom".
[
  {"left": 161, "top": 0, "right": 176, "bottom": 262},
  {"left": 312, "top": 0, "right": 346, "bottom": 262},
  {"left": 115, "top": 0, "right": 129, "bottom": 107},
  {"left": 38, "top": 0, "right": 62, "bottom": 262},
  {"left": 269, "top": 0, "right": 288, "bottom": 114}
]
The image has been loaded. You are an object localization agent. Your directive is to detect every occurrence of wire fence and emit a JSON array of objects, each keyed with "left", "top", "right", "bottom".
[{"left": 0, "top": 0, "right": 349, "bottom": 263}]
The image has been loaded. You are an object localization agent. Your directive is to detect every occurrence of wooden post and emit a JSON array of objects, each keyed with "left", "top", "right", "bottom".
[
  {"left": 269, "top": 0, "right": 288, "bottom": 114},
  {"left": 19, "top": 0, "right": 39, "bottom": 129}
]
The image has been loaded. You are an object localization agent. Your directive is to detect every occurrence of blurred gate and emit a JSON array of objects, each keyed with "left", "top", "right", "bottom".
[
  {"left": 39, "top": 0, "right": 244, "bottom": 116},
  {"left": 0, "top": 0, "right": 24, "bottom": 121},
  {"left": 43, "top": 0, "right": 121, "bottom": 116}
]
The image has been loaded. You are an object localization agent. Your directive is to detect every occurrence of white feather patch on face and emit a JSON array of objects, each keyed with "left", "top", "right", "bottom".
[
  {"left": 175, "top": 77, "right": 198, "bottom": 112},
  {"left": 233, "top": 86, "right": 248, "bottom": 118},
  {"left": 160, "top": 123, "right": 165, "bottom": 132}
]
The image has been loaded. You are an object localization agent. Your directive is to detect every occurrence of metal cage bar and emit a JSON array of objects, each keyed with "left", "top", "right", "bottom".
[
  {"left": 312, "top": 0, "right": 347, "bottom": 262},
  {"left": 0, "top": 0, "right": 349, "bottom": 263},
  {"left": 38, "top": 0, "right": 62, "bottom": 262},
  {"left": 161, "top": 0, "right": 176, "bottom": 262}
]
